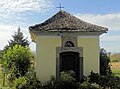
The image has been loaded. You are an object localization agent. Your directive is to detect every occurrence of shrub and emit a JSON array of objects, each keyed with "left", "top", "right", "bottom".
[
  {"left": 89, "top": 71, "right": 120, "bottom": 89},
  {"left": 79, "top": 81, "right": 91, "bottom": 89},
  {"left": 98, "top": 75, "right": 110, "bottom": 88},
  {"left": 13, "top": 77, "right": 26, "bottom": 89},
  {"left": 89, "top": 71, "right": 100, "bottom": 84},
  {"left": 59, "top": 71, "right": 76, "bottom": 82},
  {"left": 13, "top": 70, "right": 42, "bottom": 89},
  {"left": 2, "top": 45, "right": 31, "bottom": 79},
  {"left": 107, "top": 75, "right": 120, "bottom": 89},
  {"left": 24, "top": 70, "right": 42, "bottom": 89},
  {"left": 79, "top": 81, "right": 102, "bottom": 89},
  {"left": 43, "top": 76, "right": 56, "bottom": 89},
  {"left": 90, "top": 83, "right": 102, "bottom": 89},
  {"left": 89, "top": 71, "right": 110, "bottom": 88},
  {"left": 58, "top": 72, "right": 78, "bottom": 89},
  {"left": 11, "top": 71, "right": 120, "bottom": 89},
  {"left": 100, "top": 48, "right": 111, "bottom": 75},
  {"left": 43, "top": 72, "right": 78, "bottom": 89}
]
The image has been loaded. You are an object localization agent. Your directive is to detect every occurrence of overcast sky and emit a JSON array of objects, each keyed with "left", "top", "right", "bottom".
[{"left": 0, "top": 0, "right": 120, "bottom": 53}]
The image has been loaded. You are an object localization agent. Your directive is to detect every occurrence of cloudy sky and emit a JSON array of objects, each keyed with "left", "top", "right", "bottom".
[{"left": 0, "top": 0, "right": 120, "bottom": 53}]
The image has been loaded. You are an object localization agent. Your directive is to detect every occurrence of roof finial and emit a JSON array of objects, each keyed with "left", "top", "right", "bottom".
[{"left": 57, "top": 3, "right": 64, "bottom": 11}]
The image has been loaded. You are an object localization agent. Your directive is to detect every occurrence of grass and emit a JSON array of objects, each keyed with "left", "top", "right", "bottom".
[
  {"left": 112, "top": 70, "right": 120, "bottom": 77},
  {"left": 110, "top": 53, "right": 120, "bottom": 76},
  {"left": 110, "top": 53, "right": 120, "bottom": 62},
  {"left": 111, "top": 62, "right": 120, "bottom": 77}
]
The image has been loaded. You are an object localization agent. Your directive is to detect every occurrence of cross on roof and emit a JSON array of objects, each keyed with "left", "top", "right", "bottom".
[{"left": 57, "top": 3, "right": 64, "bottom": 10}]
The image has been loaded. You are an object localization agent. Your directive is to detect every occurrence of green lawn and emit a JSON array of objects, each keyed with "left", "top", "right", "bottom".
[
  {"left": 111, "top": 62, "right": 120, "bottom": 77},
  {"left": 112, "top": 70, "right": 120, "bottom": 77}
]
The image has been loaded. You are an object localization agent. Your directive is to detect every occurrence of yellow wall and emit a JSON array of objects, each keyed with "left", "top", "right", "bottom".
[
  {"left": 35, "top": 35, "right": 99, "bottom": 82},
  {"left": 78, "top": 36, "right": 99, "bottom": 76},
  {"left": 36, "top": 36, "right": 61, "bottom": 82}
]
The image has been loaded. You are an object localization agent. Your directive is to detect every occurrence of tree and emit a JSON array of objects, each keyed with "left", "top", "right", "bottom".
[
  {"left": 2, "top": 45, "right": 31, "bottom": 79},
  {"left": 0, "top": 50, "right": 3, "bottom": 63},
  {"left": 100, "top": 48, "right": 111, "bottom": 75},
  {"left": 4, "top": 27, "right": 29, "bottom": 50},
  {"left": 0, "top": 27, "right": 31, "bottom": 86}
]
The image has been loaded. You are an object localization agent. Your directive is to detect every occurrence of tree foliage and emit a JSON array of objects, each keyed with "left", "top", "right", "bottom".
[
  {"left": 2, "top": 44, "right": 31, "bottom": 78},
  {"left": 100, "top": 48, "right": 111, "bottom": 75},
  {"left": 0, "top": 50, "right": 3, "bottom": 63},
  {"left": 13, "top": 70, "right": 42, "bottom": 89},
  {"left": 4, "top": 27, "right": 29, "bottom": 50}
]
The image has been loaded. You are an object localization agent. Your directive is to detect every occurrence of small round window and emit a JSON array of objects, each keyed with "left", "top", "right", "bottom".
[{"left": 65, "top": 41, "right": 74, "bottom": 47}]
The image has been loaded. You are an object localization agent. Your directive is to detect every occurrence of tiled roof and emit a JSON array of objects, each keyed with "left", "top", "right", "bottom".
[{"left": 29, "top": 10, "right": 108, "bottom": 32}]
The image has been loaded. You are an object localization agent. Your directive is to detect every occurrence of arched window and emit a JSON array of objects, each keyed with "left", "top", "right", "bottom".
[{"left": 65, "top": 41, "right": 74, "bottom": 47}]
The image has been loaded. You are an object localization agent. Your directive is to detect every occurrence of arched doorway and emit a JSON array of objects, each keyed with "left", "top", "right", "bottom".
[{"left": 60, "top": 52, "right": 80, "bottom": 81}]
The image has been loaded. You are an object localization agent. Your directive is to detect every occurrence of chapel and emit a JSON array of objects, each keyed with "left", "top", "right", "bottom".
[{"left": 29, "top": 10, "right": 108, "bottom": 82}]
